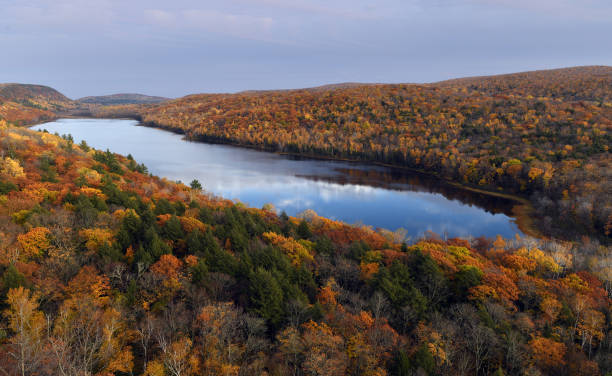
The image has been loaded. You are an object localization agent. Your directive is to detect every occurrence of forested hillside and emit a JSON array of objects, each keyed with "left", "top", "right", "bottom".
[
  {"left": 78, "top": 94, "right": 169, "bottom": 105},
  {"left": 0, "top": 84, "right": 167, "bottom": 123},
  {"left": 0, "top": 119, "right": 610, "bottom": 375},
  {"left": 0, "top": 84, "right": 74, "bottom": 125},
  {"left": 137, "top": 66, "right": 612, "bottom": 242},
  {"left": 435, "top": 66, "right": 612, "bottom": 102}
]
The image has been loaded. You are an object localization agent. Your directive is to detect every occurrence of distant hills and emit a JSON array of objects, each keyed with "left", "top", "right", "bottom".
[
  {"left": 77, "top": 93, "right": 169, "bottom": 105},
  {"left": 0, "top": 83, "right": 73, "bottom": 125},
  {"left": 433, "top": 65, "right": 612, "bottom": 102},
  {"left": 3, "top": 65, "right": 610, "bottom": 126},
  {"left": 0, "top": 83, "right": 71, "bottom": 103},
  {"left": 0, "top": 85, "right": 170, "bottom": 124},
  {"left": 238, "top": 82, "right": 381, "bottom": 94},
  {"left": 232, "top": 66, "right": 612, "bottom": 100}
]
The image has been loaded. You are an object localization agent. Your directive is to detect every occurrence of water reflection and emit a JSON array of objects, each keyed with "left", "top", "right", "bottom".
[
  {"left": 296, "top": 166, "right": 517, "bottom": 217},
  {"left": 32, "top": 118, "right": 523, "bottom": 238}
]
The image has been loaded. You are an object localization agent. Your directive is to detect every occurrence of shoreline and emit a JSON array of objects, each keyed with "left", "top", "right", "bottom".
[
  {"left": 138, "top": 120, "right": 542, "bottom": 238},
  {"left": 35, "top": 115, "right": 543, "bottom": 239}
]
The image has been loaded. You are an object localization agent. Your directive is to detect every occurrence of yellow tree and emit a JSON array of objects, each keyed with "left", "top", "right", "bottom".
[
  {"left": 0, "top": 157, "right": 25, "bottom": 178},
  {"left": 262, "top": 231, "right": 314, "bottom": 267},
  {"left": 17, "top": 227, "right": 51, "bottom": 261},
  {"left": 577, "top": 309, "right": 606, "bottom": 356},
  {"left": 158, "top": 337, "right": 199, "bottom": 376},
  {"left": 49, "top": 266, "right": 133, "bottom": 375},
  {"left": 277, "top": 326, "right": 304, "bottom": 376},
  {"left": 540, "top": 296, "right": 562, "bottom": 325},
  {"left": 2, "top": 287, "right": 46, "bottom": 376},
  {"left": 301, "top": 321, "right": 347, "bottom": 376},
  {"left": 528, "top": 337, "right": 566, "bottom": 373}
]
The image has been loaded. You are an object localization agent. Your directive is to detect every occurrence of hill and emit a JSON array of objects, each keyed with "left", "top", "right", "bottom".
[
  {"left": 77, "top": 93, "right": 169, "bottom": 105},
  {"left": 136, "top": 66, "right": 612, "bottom": 242},
  {"left": 0, "top": 83, "right": 72, "bottom": 103},
  {"left": 239, "top": 82, "right": 381, "bottom": 94},
  {"left": 0, "top": 84, "right": 168, "bottom": 122},
  {"left": 0, "top": 83, "right": 74, "bottom": 125},
  {"left": 433, "top": 65, "right": 612, "bottom": 102},
  {"left": 0, "top": 120, "right": 610, "bottom": 375}
]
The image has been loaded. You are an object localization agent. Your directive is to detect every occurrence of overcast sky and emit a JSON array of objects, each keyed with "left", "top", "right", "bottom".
[{"left": 0, "top": 0, "right": 611, "bottom": 98}]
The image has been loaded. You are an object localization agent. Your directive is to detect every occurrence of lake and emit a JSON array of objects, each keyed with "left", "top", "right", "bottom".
[{"left": 32, "top": 118, "right": 524, "bottom": 239}]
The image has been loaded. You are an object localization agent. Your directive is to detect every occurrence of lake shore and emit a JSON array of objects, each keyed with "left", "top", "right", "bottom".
[
  {"left": 133, "top": 119, "right": 542, "bottom": 239},
  {"left": 33, "top": 117, "right": 536, "bottom": 239}
]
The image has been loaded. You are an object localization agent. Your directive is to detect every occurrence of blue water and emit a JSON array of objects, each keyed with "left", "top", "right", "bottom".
[{"left": 33, "top": 118, "right": 524, "bottom": 239}]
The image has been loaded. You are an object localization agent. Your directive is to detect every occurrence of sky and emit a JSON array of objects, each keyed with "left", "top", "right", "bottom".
[{"left": 0, "top": 0, "right": 611, "bottom": 99}]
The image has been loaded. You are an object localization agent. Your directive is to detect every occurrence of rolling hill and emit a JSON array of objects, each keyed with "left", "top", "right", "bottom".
[
  {"left": 77, "top": 93, "right": 169, "bottom": 105},
  {"left": 0, "top": 83, "right": 74, "bottom": 125},
  {"left": 433, "top": 65, "right": 612, "bottom": 102},
  {"left": 0, "top": 84, "right": 170, "bottom": 123},
  {"left": 135, "top": 66, "right": 612, "bottom": 241},
  {"left": 0, "top": 83, "right": 71, "bottom": 103}
]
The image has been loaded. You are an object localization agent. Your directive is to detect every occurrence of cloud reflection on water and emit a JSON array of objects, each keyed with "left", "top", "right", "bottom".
[{"left": 32, "top": 118, "right": 523, "bottom": 238}]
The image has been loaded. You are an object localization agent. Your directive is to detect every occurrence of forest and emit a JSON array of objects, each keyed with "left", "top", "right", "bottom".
[
  {"left": 0, "top": 111, "right": 610, "bottom": 375},
  {"left": 0, "top": 84, "right": 73, "bottom": 126},
  {"left": 0, "top": 66, "right": 610, "bottom": 375},
  {"left": 133, "top": 66, "right": 612, "bottom": 243}
]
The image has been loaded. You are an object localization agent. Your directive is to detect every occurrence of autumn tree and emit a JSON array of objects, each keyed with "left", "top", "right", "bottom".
[{"left": 1, "top": 287, "right": 46, "bottom": 376}]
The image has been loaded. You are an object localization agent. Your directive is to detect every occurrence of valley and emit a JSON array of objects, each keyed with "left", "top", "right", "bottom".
[{"left": 0, "top": 66, "right": 610, "bottom": 375}]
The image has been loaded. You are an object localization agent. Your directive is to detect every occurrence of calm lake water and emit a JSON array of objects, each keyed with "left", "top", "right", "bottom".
[{"left": 33, "top": 118, "right": 523, "bottom": 239}]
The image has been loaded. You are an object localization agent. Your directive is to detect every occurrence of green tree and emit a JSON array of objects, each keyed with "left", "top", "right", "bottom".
[
  {"left": 190, "top": 179, "right": 202, "bottom": 190},
  {"left": 453, "top": 265, "right": 483, "bottom": 300},
  {"left": 412, "top": 344, "right": 435, "bottom": 375},
  {"left": 375, "top": 261, "right": 427, "bottom": 318},
  {"left": 1, "top": 265, "right": 28, "bottom": 298},
  {"left": 296, "top": 220, "right": 313, "bottom": 239},
  {"left": 249, "top": 268, "right": 285, "bottom": 327},
  {"left": 163, "top": 215, "right": 184, "bottom": 242}
]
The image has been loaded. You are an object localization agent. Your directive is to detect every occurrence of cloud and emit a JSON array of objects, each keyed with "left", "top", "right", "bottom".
[
  {"left": 143, "top": 8, "right": 274, "bottom": 40},
  {"left": 183, "top": 9, "right": 274, "bottom": 36},
  {"left": 233, "top": 0, "right": 407, "bottom": 20},
  {"left": 1, "top": 0, "right": 610, "bottom": 98},
  {"left": 144, "top": 9, "right": 177, "bottom": 27},
  {"left": 2, "top": 0, "right": 115, "bottom": 31},
  {"left": 469, "top": 0, "right": 612, "bottom": 20},
  {"left": 276, "top": 197, "right": 314, "bottom": 209}
]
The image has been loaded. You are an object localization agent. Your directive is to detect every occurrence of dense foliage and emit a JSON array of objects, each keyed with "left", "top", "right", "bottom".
[
  {"left": 0, "top": 84, "right": 73, "bottom": 125},
  {"left": 138, "top": 66, "right": 612, "bottom": 242},
  {"left": 0, "top": 121, "right": 610, "bottom": 375},
  {"left": 435, "top": 66, "right": 612, "bottom": 102},
  {"left": 0, "top": 83, "right": 164, "bottom": 124}
]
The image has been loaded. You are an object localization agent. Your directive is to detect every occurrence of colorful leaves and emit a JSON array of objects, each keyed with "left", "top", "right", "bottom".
[
  {"left": 0, "top": 109, "right": 609, "bottom": 375},
  {"left": 360, "top": 262, "right": 379, "bottom": 281},
  {"left": 528, "top": 337, "right": 567, "bottom": 371},
  {"left": 262, "top": 231, "right": 314, "bottom": 267},
  {"left": 301, "top": 321, "right": 347, "bottom": 376},
  {"left": 79, "top": 228, "right": 114, "bottom": 252},
  {"left": 3, "top": 287, "right": 46, "bottom": 374},
  {"left": 150, "top": 254, "right": 183, "bottom": 280},
  {"left": 0, "top": 157, "right": 26, "bottom": 178},
  {"left": 4, "top": 286, "right": 45, "bottom": 345},
  {"left": 17, "top": 226, "right": 51, "bottom": 260},
  {"left": 317, "top": 278, "right": 338, "bottom": 310}
]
